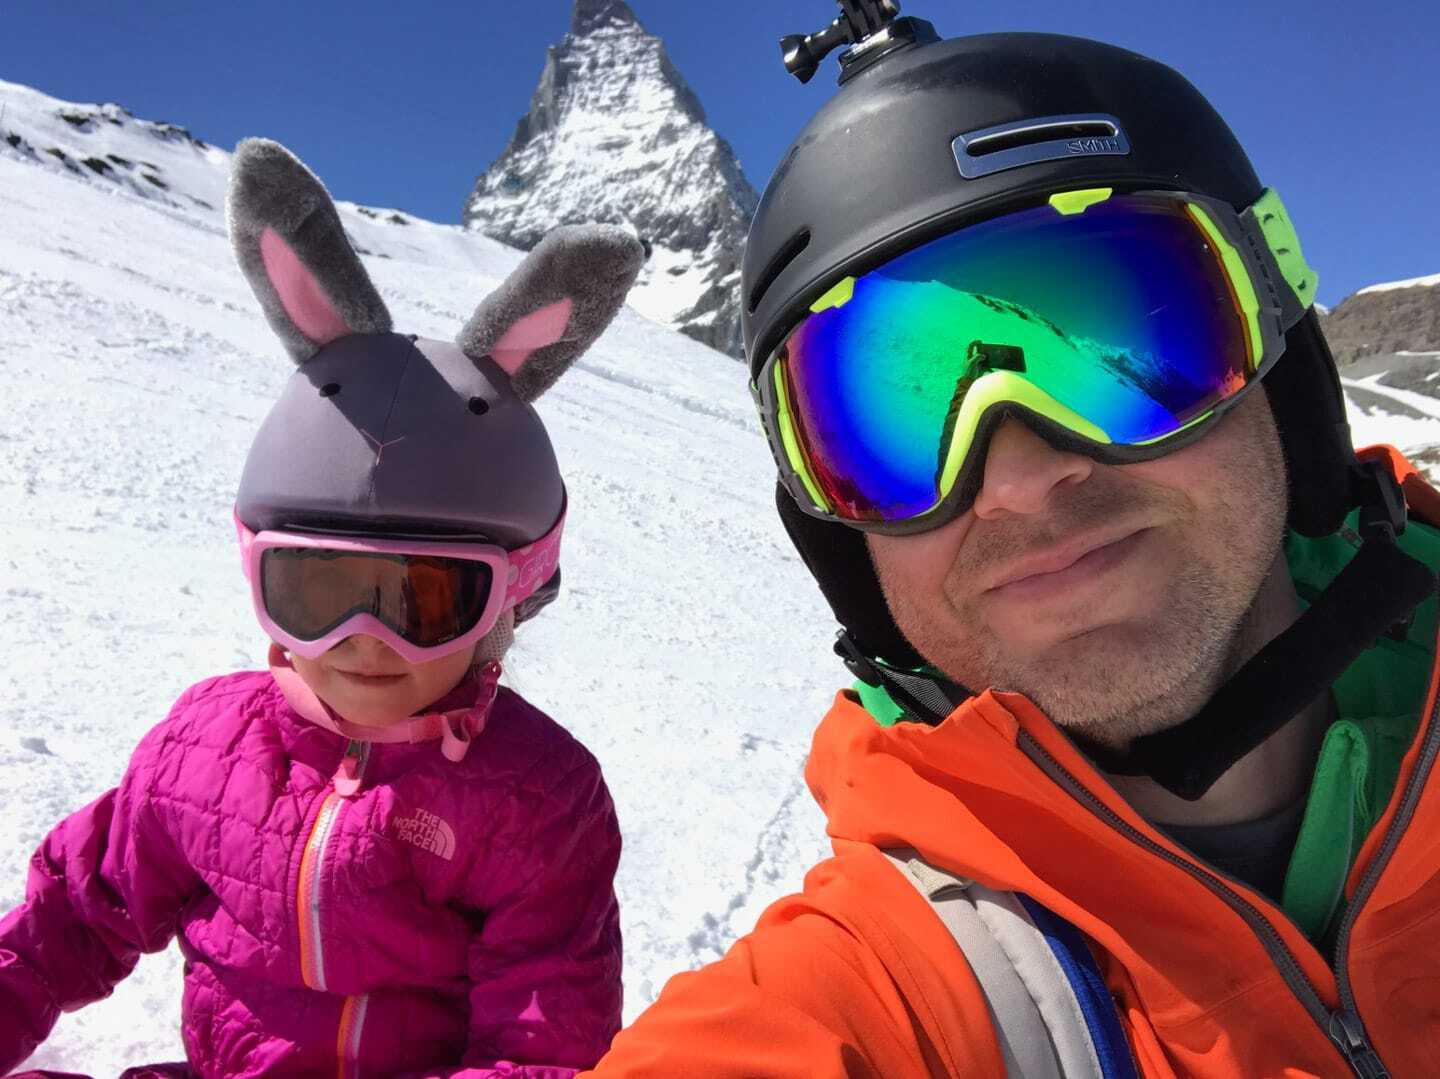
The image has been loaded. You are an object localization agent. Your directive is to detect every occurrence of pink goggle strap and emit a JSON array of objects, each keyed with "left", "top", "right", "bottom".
[{"left": 502, "top": 511, "right": 565, "bottom": 609}]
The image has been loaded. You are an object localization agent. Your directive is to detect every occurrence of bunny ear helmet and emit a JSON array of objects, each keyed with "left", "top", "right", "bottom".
[
  {"left": 228, "top": 138, "right": 393, "bottom": 362},
  {"left": 229, "top": 139, "right": 644, "bottom": 549},
  {"left": 456, "top": 224, "right": 646, "bottom": 402}
]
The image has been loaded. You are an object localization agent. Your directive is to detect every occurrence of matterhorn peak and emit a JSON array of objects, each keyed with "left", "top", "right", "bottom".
[
  {"left": 572, "top": 0, "right": 641, "bottom": 34},
  {"left": 462, "top": 0, "right": 757, "bottom": 357}
]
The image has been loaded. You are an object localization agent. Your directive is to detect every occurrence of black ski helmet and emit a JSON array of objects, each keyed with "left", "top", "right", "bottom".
[{"left": 743, "top": 20, "right": 1356, "bottom": 666}]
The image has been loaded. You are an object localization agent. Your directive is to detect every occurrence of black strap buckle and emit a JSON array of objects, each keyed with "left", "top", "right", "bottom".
[
  {"left": 1354, "top": 458, "right": 1407, "bottom": 543},
  {"left": 834, "top": 630, "right": 973, "bottom": 726},
  {"left": 834, "top": 629, "right": 886, "bottom": 686},
  {"left": 1351, "top": 458, "right": 1417, "bottom": 640}
]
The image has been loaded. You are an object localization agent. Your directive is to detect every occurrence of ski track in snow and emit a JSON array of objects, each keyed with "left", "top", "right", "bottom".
[
  {"left": 571, "top": 357, "right": 755, "bottom": 433},
  {"left": 684, "top": 767, "right": 812, "bottom": 966}
]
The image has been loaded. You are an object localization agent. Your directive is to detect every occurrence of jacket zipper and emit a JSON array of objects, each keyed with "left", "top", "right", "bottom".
[
  {"left": 1325, "top": 677, "right": 1440, "bottom": 1079},
  {"left": 297, "top": 739, "right": 372, "bottom": 1075},
  {"left": 298, "top": 789, "right": 345, "bottom": 991},
  {"left": 1015, "top": 726, "right": 1424, "bottom": 1078},
  {"left": 337, "top": 992, "right": 371, "bottom": 1079}
]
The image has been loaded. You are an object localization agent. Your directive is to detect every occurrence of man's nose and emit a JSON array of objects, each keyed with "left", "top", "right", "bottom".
[{"left": 970, "top": 418, "right": 1094, "bottom": 519}]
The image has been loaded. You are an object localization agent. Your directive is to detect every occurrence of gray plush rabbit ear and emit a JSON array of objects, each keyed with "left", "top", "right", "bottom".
[
  {"left": 457, "top": 225, "right": 644, "bottom": 402},
  {"left": 227, "top": 138, "right": 392, "bottom": 364}
]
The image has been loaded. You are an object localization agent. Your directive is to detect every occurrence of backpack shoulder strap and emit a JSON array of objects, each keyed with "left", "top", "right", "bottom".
[{"left": 883, "top": 850, "right": 1136, "bottom": 1078}]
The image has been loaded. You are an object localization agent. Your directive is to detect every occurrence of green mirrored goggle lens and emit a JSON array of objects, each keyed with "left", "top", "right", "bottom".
[{"left": 772, "top": 191, "right": 1259, "bottom": 524}]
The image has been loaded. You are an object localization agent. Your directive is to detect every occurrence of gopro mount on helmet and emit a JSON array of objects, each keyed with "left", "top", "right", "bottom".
[{"left": 780, "top": 0, "right": 939, "bottom": 84}]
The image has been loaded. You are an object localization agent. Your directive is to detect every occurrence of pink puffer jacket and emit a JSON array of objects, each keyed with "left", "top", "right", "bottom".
[{"left": 0, "top": 670, "right": 623, "bottom": 1078}]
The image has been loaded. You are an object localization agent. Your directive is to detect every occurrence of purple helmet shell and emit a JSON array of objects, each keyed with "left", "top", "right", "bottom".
[{"left": 227, "top": 138, "right": 644, "bottom": 549}]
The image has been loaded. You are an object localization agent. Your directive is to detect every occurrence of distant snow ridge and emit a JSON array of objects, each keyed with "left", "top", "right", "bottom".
[
  {"left": 0, "top": 79, "right": 448, "bottom": 264},
  {"left": 462, "top": 0, "right": 759, "bottom": 358},
  {"left": 1358, "top": 272, "right": 1440, "bottom": 295},
  {"left": 0, "top": 78, "right": 230, "bottom": 215}
]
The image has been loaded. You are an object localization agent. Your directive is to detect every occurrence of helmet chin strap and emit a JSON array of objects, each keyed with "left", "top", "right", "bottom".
[
  {"left": 268, "top": 644, "right": 502, "bottom": 795},
  {"left": 1079, "top": 461, "right": 1436, "bottom": 800}
]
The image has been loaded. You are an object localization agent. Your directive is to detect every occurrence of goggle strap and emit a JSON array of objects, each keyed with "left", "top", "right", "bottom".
[
  {"left": 502, "top": 511, "right": 566, "bottom": 611},
  {"left": 235, "top": 511, "right": 255, "bottom": 581},
  {"left": 1243, "top": 188, "right": 1319, "bottom": 317}
]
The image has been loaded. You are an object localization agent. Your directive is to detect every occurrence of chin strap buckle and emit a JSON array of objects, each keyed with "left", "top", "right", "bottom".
[
  {"left": 835, "top": 629, "right": 885, "bottom": 686},
  {"left": 1354, "top": 458, "right": 1407, "bottom": 543},
  {"left": 834, "top": 630, "right": 972, "bottom": 727}
]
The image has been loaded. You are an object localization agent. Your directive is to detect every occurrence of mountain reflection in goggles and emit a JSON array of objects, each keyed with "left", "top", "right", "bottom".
[
  {"left": 771, "top": 192, "right": 1257, "bottom": 525},
  {"left": 260, "top": 548, "right": 493, "bottom": 648}
]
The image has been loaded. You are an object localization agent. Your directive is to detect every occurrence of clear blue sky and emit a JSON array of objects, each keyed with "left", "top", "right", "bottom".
[{"left": 3, "top": 1, "right": 1435, "bottom": 306}]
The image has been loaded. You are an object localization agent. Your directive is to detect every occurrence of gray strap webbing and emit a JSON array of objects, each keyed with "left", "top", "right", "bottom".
[
  {"left": 833, "top": 631, "right": 969, "bottom": 725},
  {"left": 883, "top": 850, "right": 1105, "bottom": 1078},
  {"left": 876, "top": 665, "right": 966, "bottom": 721}
]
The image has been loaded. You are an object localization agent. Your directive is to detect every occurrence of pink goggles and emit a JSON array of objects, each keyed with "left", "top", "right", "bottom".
[{"left": 236, "top": 511, "right": 563, "bottom": 663}]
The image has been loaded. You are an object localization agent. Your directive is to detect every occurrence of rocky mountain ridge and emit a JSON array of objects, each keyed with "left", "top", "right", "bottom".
[{"left": 1321, "top": 275, "right": 1440, "bottom": 366}]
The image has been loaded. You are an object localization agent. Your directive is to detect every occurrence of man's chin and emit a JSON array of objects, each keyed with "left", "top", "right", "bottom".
[
  {"left": 985, "top": 617, "right": 1222, "bottom": 731},
  {"left": 983, "top": 608, "right": 1162, "bottom": 662}
]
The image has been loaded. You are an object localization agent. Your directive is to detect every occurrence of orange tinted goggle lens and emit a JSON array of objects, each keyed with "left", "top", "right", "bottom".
[{"left": 260, "top": 548, "right": 493, "bottom": 646}]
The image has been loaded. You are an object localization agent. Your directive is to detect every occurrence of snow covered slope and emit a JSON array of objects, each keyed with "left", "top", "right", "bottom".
[
  {"left": 1341, "top": 350, "right": 1440, "bottom": 475},
  {"left": 461, "top": 0, "right": 757, "bottom": 358},
  {"left": 0, "top": 78, "right": 832, "bottom": 1071}
]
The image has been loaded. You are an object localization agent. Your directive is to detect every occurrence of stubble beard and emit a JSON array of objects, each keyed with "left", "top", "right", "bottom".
[{"left": 969, "top": 536, "right": 1285, "bottom": 748}]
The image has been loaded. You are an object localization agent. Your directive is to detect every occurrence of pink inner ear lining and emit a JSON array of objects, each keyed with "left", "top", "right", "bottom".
[
  {"left": 490, "top": 297, "right": 575, "bottom": 376},
  {"left": 259, "top": 226, "right": 352, "bottom": 347}
]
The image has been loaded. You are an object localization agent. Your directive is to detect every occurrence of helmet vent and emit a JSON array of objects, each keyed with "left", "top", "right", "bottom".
[
  {"left": 966, "top": 119, "right": 1117, "bottom": 158},
  {"left": 748, "top": 228, "right": 811, "bottom": 315},
  {"left": 953, "top": 114, "right": 1131, "bottom": 180}
]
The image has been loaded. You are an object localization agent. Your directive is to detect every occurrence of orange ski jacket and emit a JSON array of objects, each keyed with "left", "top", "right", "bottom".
[{"left": 586, "top": 447, "right": 1440, "bottom": 1078}]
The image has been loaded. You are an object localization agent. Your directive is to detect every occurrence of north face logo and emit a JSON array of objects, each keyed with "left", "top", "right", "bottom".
[{"left": 393, "top": 808, "right": 457, "bottom": 861}]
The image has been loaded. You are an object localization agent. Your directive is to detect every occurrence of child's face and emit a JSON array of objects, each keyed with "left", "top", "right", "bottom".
[{"left": 291, "top": 634, "right": 474, "bottom": 727}]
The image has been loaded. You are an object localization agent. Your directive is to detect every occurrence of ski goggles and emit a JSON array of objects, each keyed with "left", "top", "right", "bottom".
[
  {"left": 753, "top": 187, "right": 1316, "bottom": 533},
  {"left": 235, "top": 511, "right": 564, "bottom": 662}
]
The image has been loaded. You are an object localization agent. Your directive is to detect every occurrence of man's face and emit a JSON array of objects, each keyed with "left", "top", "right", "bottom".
[{"left": 866, "top": 389, "right": 1290, "bottom": 745}]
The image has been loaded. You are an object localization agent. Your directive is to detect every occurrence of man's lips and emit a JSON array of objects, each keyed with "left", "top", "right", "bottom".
[{"left": 983, "top": 526, "right": 1151, "bottom": 597}]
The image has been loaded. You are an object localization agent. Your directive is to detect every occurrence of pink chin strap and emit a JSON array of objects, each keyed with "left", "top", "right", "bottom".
[{"left": 268, "top": 643, "right": 501, "bottom": 796}]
